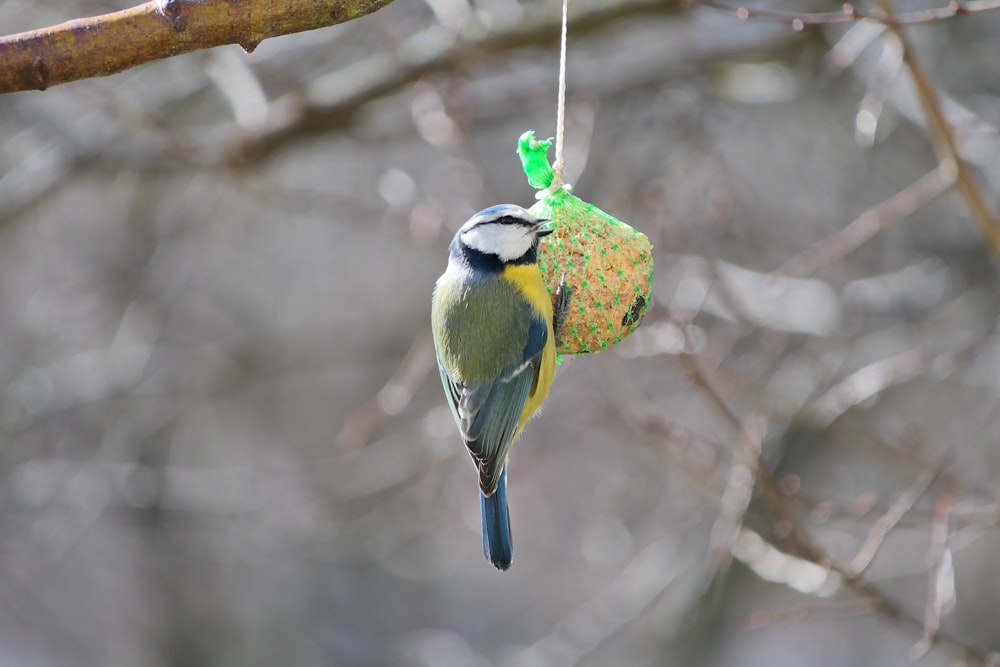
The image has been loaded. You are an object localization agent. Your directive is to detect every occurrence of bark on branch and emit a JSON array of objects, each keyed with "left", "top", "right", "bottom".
[{"left": 0, "top": 0, "right": 396, "bottom": 94}]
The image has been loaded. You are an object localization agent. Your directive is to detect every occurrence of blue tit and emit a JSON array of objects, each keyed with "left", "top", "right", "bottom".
[{"left": 431, "top": 204, "right": 565, "bottom": 571}]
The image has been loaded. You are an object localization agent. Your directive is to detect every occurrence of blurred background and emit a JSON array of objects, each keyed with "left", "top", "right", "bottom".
[{"left": 2, "top": 0, "right": 1000, "bottom": 665}]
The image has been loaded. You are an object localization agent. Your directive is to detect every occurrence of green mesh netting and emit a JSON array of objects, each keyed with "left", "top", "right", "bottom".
[{"left": 518, "top": 131, "right": 654, "bottom": 355}]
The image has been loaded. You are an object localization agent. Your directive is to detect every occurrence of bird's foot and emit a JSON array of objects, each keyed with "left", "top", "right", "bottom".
[{"left": 553, "top": 273, "right": 573, "bottom": 348}]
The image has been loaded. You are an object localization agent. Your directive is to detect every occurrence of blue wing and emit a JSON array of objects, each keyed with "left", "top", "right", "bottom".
[{"left": 437, "top": 314, "right": 548, "bottom": 496}]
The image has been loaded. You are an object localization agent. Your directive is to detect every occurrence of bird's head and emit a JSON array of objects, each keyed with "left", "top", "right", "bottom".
[{"left": 456, "top": 204, "right": 552, "bottom": 264}]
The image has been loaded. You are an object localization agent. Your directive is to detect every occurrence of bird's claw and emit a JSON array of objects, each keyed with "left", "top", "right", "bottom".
[{"left": 553, "top": 274, "right": 573, "bottom": 348}]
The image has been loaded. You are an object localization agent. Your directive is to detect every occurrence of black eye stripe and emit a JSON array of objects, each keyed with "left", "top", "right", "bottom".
[
  {"left": 500, "top": 215, "right": 534, "bottom": 226},
  {"left": 469, "top": 215, "right": 538, "bottom": 230}
]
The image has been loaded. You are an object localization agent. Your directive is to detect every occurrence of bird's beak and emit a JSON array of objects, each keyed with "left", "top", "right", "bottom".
[{"left": 535, "top": 220, "right": 554, "bottom": 237}]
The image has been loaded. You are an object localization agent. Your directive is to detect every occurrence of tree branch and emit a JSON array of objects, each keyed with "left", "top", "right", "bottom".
[{"left": 0, "top": 0, "right": 396, "bottom": 94}]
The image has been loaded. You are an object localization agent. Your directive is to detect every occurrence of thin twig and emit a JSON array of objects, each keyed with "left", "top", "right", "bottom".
[
  {"left": 846, "top": 455, "right": 950, "bottom": 577},
  {"left": 692, "top": 0, "right": 1000, "bottom": 26},
  {"left": 912, "top": 491, "right": 954, "bottom": 659},
  {"left": 742, "top": 597, "right": 881, "bottom": 630},
  {"left": 780, "top": 477, "right": 995, "bottom": 532}
]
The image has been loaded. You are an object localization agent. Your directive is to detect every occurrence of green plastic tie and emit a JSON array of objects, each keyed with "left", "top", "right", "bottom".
[{"left": 517, "top": 131, "right": 554, "bottom": 190}]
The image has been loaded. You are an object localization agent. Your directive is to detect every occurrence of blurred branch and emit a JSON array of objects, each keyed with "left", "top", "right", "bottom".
[
  {"left": 334, "top": 330, "right": 437, "bottom": 452},
  {"left": 742, "top": 597, "right": 880, "bottom": 630},
  {"left": 912, "top": 491, "right": 955, "bottom": 659},
  {"left": 776, "top": 526, "right": 991, "bottom": 665},
  {"left": 605, "top": 319, "right": 991, "bottom": 661},
  {"left": 594, "top": 351, "right": 727, "bottom": 501},
  {"left": 803, "top": 350, "right": 925, "bottom": 429},
  {"left": 691, "top": 0, "right": 1000, "bottom": 26},
  {"left": 504, "top": 539, "right": 691, "bottom": 667},
  {"left": 658, "top": 326, "right": 991, "bottom": 662},
  {"left": 678, "top": 331, "right": 786, "bottom": 506},
  {"left": 775, "top": 163, "right": 955, "bottom": 277},
  {"left": 708, "top": 414, "right": 764, "bottom": 570},
  {"left": 846, "top": 456, "right": 947, "bottom": 577},
  {"left": 873, "top": 0, "right": 1000, "bottom": 265},
  {"left": 228, "top": 0, "right": 678, "bottom": 162},
  {"left": 0, "top": 0, "right": 396, "bottom": 94},
  {"left": 0, "top": 142, "right": 77, "bottom": 226},
  {"left": 701, "top": 0, "right": 1000, "bottom": 274}
]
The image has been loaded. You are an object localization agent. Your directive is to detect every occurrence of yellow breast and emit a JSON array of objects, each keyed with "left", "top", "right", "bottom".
[
  {"left": 500, "top": 262, "right": 556, "bottom": 434},
  {"left": 501, "top": 263, "right": 553, "bottom": 322}
]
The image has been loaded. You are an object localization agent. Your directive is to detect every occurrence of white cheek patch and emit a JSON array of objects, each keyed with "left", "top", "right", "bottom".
[{"left": 461, "top": 223, "right": 533, "bottom": 262}]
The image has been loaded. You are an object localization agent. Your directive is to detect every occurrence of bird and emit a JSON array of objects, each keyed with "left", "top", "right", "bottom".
[{"left": 431, "top": 204, "right": 570, "bottom": 570}]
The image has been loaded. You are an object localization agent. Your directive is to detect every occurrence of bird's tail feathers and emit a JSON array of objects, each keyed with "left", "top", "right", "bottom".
[{"left": 480, "top": 467, "right": 512, "bottom": 570}]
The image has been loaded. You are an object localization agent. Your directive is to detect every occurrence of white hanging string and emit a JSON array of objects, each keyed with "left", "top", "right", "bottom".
[{"left": 548, "top": 0, "right": 570, "bottom": 194}]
